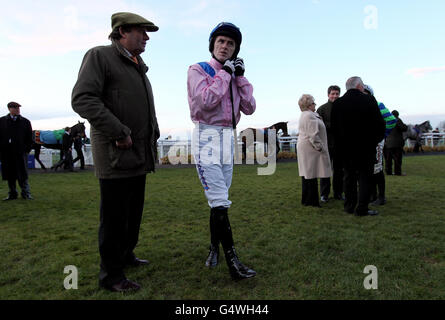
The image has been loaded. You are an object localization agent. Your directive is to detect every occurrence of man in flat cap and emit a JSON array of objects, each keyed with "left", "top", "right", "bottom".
[
  {"left": 72, "top": 12, "right": 160, "bottom": 293},
  {"left": 0, "top": 102, "right": 33, "bottom": 200}
]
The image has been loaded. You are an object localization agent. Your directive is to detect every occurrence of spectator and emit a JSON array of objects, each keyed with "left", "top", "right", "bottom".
[
  {"left": 0, "top": 102, "right": 33, "bottom": 200},
  {"left": 297, "top": 94, "right": 332, "bottom": 207},
  {"left": 72, "top": 12, "right": 160, "bottom": 292},
  {"left": 331, "top": 77, "right": 385, "bottom": 216},
  {"left": 316, "top": 85, "right": 344, "bottom": 202},
  {"left": 363, "top": 84, "right": 396, "bottom": 206},
  {"left": 384, "top": 110, "right": 408, "bottom": 176}
]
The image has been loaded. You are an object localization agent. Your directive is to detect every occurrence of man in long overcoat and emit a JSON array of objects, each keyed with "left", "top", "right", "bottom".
[
  {"left": 331, "top": 77, "right": 385, "bottom": 216},
  {"left": 72, "top": 12, "right": 160, "bottom": 293},
  {"left": 0, "top": 102, "right": 33, "bottom": 200}
]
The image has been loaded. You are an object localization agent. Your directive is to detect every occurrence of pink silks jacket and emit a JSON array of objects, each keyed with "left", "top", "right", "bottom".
[{"left": 187, "top": 58, "right": 256, "bottom": 127}]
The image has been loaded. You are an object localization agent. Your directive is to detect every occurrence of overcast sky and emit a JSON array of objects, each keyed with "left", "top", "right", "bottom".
[{"left": 1, "top": 0, "right": 444, "bottom": 138}]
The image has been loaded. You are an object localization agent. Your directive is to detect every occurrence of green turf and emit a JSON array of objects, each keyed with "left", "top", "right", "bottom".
[{"left": 0, "top": 155, "right": 444, "bottom": 299}]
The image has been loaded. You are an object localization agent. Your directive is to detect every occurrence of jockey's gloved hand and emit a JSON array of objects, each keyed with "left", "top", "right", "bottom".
[
  {"left": 234, "top": 58, "right": 245, "bottom": 76},
  {"left": 222, "top": 60, "right": 235, "bottom": 75}
]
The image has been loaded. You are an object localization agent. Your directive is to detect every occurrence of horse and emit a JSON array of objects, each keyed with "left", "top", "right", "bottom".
[
  {"left": 239, "top": 121, "right": 289, "bottom": 160},
  {"left": 403, "top": 120, "right": 432, "bottom": 153},
  {"left": 31, "top": 121, "right": 87, "bottom": 169}
]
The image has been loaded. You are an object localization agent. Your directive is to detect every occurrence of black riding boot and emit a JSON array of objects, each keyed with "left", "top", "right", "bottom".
[
  {"left": 224, "top": 246, "right": 256, "bottom": 280},
  {"left": 213, "top": 206, "right": 256, "bottom": 280},
  {"left": 205, "top": 208, "right": 220, "bottom": 267}
]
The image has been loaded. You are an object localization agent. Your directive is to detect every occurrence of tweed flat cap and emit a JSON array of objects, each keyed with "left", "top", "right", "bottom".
[
  {"left": 7, "top": 101, "right": 21, "bottom": 108},
  {"left": 111, "top": 12, "right": 159, "bottom": 32}
]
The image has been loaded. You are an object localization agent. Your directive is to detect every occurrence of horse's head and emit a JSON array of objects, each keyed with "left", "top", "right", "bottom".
[
  {"left": 416, "top": 121, "right": 432, "bottom": 133},
  {"left": 270, "top": 121, "right": 289, "bottom": 136},
  {"left": 71, "top": 121, "right": 87, "bottom": 138}
]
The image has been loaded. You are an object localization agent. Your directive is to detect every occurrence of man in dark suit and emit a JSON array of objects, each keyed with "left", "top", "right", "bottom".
[
  {"left": 331, "top": 77, "right": 385, "bottom": 216},
  {"left": 0, "top": 102, "right": 33, "bottom": 200}
]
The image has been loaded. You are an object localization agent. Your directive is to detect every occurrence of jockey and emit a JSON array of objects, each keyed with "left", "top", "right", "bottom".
[{"left": 187, "top": 22, "right": 257, "bottom": 280}]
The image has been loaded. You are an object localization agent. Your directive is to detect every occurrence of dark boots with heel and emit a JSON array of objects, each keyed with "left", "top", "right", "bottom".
[
  {"left": 205, "top": 208, "right": 220, "bottom": 267},
  {"left": 206, "top": 206, "right": 256, "bottom": 280}
]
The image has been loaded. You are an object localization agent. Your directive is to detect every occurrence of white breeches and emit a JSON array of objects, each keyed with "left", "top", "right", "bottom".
[{"left": 193, "top": 123, "right": 234, "bottom": 208}]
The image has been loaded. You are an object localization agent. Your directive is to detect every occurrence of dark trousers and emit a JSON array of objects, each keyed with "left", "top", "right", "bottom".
[
  {"left": 8, "top": 178, "right": 31, "bottom": 197},
  {"left": 98, "top": 175, "right": 147, "bottom": 286},
  {"left": 5, "top": 153, "right": 31, "bottom": 197},
  {"left": 320, "top": 151, "right": 344, "bottom": 198},
  {"left": 385, "top": 147, "right": 403, "bottom": 175},
  {"left": 301, "top": 177, "right": 320, "bottom": 207},
  {"left": 73, "top": 148, "right": 85, "bottom": 169},
  {"left": 54, "top": 150, "right": 73, "bottom": 171},
  {"left": 370, "top": 171, "right": 385, "bottom": 201},
  {"left": 343, "top": 159, "right": 373, "bottom": 215}
]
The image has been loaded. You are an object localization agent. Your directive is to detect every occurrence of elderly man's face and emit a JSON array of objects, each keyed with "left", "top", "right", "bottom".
[
  {"left": 328, "top": 90, "right": 340, "bottom": 102},
  {"left": 213, "top": 35, "right": 236, "bottom": 62},
  {"left": 120, "top": 26, "right": 149, "bottom": 56},
  {"left": 8, "top": 106, "right": 20, "bottom": 116}
]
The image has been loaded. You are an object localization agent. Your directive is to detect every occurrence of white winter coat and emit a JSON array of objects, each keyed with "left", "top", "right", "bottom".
[{"left": 297, "top": 111, "right": 332, "bottom": 179}]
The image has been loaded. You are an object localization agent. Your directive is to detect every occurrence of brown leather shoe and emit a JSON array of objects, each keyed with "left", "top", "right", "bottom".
[
  {"left": 127, "top": 257, "right": 150, "bottom": 267},
  {"left": 108, "top": 279, "right": 141, "bottom": 292}
]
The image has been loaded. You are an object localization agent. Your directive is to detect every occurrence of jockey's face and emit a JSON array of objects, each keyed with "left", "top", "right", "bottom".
[{"left": 213, "top": 35, "right": 236, "bottom": 62}]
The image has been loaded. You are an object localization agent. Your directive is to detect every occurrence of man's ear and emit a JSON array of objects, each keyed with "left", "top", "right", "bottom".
[{"left": 119, "top": 27, "right": 127, "bottom": 39}]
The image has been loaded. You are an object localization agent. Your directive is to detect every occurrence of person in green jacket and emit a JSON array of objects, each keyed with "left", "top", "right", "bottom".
[
  {"left": 72, "top": 12, "right": 160, "bottom": 293},
  {"left": 384, "top": 110, "right": 408, "bottom": 175}
]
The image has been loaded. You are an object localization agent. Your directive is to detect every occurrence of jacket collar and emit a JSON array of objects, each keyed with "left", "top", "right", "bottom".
[
  {"left": 303, "top": 110, "right": 321, "bottom": 119},
  {"left": 8, "top": 114, "right": 21, "bottom": 121},
  {"left": 346, "top": 88, "right": 363, "bottom": 95},
  {"left": 209, "top": 57, "right": 223, "bottom": 71},
  {"left": 111, "top": 40, "right": 149, "bottom": 73}
]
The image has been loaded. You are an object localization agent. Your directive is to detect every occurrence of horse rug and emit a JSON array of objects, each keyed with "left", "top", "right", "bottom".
[{"left": 34, "top": 129, "right": 65, "bottom": 145}]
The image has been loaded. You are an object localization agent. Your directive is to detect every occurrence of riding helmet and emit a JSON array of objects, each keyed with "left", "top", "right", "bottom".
[{"left": 209, "top": 22, "right": 242, "bottom": 59}]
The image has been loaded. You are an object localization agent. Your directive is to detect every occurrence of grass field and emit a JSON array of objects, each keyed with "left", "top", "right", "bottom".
[{"left": 0, "top": 155, "right": 444, "bottom": 300}]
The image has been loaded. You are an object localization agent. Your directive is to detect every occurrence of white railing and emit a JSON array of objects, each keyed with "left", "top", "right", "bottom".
[
  {"left": 26, "top": 133, "right": 444, "bottom": 168},
  {"left": 156, "top": 136, "right": 299, "bottom": 163},
  {"left": 30, "top": 145, "right": 94, "bottom": 168},
  {"left": 157, "top": 133, "right": 445, "bottom": 163},
  {"left": 417, "top": 133, "right": 445, "bottom": 147}
]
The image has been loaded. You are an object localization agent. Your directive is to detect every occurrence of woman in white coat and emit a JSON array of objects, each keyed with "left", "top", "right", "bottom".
[{"left": 297, "top": 94, "right": 332, "bottom": 207}]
